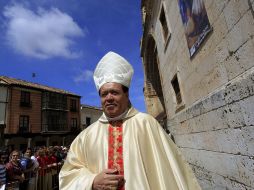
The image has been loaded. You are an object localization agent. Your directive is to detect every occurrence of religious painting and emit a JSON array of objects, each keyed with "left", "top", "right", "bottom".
[{"left": 178, "top": 0, "right": 212, "bottom": 57}]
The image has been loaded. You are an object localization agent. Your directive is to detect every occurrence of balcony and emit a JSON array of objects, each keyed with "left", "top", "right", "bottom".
[
  {"left": 41, "top": 124, "right": 68, "bottom": 134},
  {"left": 20, "top": 101, "right": 32, "bottom": 108},
  {"left": 18, "top": 127, "right": 30, "bottom": 134}
]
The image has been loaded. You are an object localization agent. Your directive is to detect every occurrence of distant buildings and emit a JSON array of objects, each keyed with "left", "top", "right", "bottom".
[
  {"left": 80, "top": 104, "right": 102, "bottom": 130},
  {"left": 0, "top": 76, "right": 81, "bottom": 150},
  {"left": 141, "top": 0, "right": 254, "bottom": 189}
]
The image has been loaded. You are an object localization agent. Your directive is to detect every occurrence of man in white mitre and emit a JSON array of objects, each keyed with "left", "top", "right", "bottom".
[{"left": 59, "top": 51, "right": 201, "bottom": 190}]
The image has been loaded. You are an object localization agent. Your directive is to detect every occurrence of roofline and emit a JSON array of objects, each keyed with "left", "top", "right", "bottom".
[
  {"left": 0, "top": 76, "right": 81, "bottom": 97},
  {"left": 81, "top": 104, "right": 102, "bottom": 110}
]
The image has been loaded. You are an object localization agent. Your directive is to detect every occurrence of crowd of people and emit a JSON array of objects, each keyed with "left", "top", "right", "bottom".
[{"left": 0, "top": 145, "right": 68, "bottom": 190}]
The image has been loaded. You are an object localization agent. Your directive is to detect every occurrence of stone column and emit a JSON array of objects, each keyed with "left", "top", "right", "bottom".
[
  {"left": 62, "top": 137, "right": 65, "bottom": 146},
  {"left": 46, "top": 137, "right": 50, "bottom": 147},
  {"left": 4, "top": 138, "right": 9, "bottom": 146},
  {"left": 27, "top": 138, "right": 32, "bottom": 148}
]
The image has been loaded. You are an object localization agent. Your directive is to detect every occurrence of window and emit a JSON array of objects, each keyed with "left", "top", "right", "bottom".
[
  {"left": 70, "top": 99, "right": 77, "bottom": 112},
  {"left": 71, "top": 118, "right": 78, "bottom": 128},
  {"left": 171, "top": 75, "right": 182, "bottom": 105},
  {"left": 42, "top": 110, "right": 67, "bottom": 131},
  {"left": 42, "top": 92, "right": 67, "bottom": 110},
  {"left": 159, "top": 6, "right": 169, "bottom": 41},
  {"left": 86, "top": 117, "right": 91, "bottom": 126},
  {"left": 20, "top": 91, "right": 31, "bottom": 107},
  {"left": 19, "top": 115, "right": 29, "bottom": 133}
]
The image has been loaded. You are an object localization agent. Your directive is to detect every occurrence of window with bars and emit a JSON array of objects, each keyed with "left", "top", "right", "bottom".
[
  {"left": 171, "top": 75, "right": 182, "bottom": 105},
  {"left": 20, "top": 91, "right": 31, "bottom": 107},
  {"left": 159, "top": 6, "right": 169, "bottom": 42},
  {"left": 71, "top": 118, "right": 78, "bottom": 128},
  {"left": 19, "top": 115, "right": 29, "bottom": 133},
  {"left": 70, "top": 99, "right": 77, "bottom": 112}
]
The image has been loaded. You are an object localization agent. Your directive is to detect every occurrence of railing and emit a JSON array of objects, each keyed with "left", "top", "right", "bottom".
[
  {"left": 18, "top": 127, "right": 30, "bottom": 134},
  {"left": 20, "top": 101, "right": 32, "bottom": 108},
  {"left": 42, "top": 124, "right": 69, "bottom": 132}
]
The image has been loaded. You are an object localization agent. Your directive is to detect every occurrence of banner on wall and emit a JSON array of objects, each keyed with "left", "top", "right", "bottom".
[{"left": 178, "top": 0, "right": 212, "bottom": 57}]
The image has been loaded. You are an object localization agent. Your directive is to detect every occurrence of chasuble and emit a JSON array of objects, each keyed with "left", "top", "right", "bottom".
[{"left": 59, "top": 107, "right": 201, "bottom": 190}]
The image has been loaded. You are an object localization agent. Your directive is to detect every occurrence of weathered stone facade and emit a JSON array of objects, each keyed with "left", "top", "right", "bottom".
[{"left": 141, "top": 0, "right": 254, "bottom": 189}]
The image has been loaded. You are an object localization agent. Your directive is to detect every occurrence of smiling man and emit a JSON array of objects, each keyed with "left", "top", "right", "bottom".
[{"left": 59, "top": 52, "right": 201, "bottom": 190}]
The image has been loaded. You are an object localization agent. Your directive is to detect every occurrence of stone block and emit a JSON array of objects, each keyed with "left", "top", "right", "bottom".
[
  {"left": 235, "top": 38, "right": 254, "bottom": 72},
  {"left": 238, "top": 0, "right": 250, "bottom": 16},
  {"left": 227, "top": 10, "right": 254, "bottom": 53},
  {"left": 225, "top": 67, "right": 254, "bottom": 103},
  {"left": 240, "top": 96, "right": 254, "bottom": 126},
  {"left": 210, "top": 13, "right": 228, "bottom": 50},
  {"left": 181, "top": 148, "right": 254, "bottom": 187},
  {"left": 193, "top": 164, "right": 253, "bottom": 190},
  {"left": 175, "top": 126, "right": 254, "bottom": 156},
  {"left": 207, "top": 0, "right": 229, "bottom": 25},
  {"left": 224, "top": 102, "right": 245, "bottom": 128},
  {"left": 224, "top": 54, "right": 242, "bottom": 81},
  {"left": 214, "top": 39, "right": 230, "bottom": 64},
  {"left": 201, "top": 64, "right": 228, "bottom": 95},
  {"left": 223, "top": 0, "right": 241, "bottom": 31}
]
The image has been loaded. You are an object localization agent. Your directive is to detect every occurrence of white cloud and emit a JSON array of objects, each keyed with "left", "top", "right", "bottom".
[
  {"left": 3, "top": 4, "right": 85, "bottom": 59},
  {"left": 74, "top": 70, "right": 93, "bottom": 83}
]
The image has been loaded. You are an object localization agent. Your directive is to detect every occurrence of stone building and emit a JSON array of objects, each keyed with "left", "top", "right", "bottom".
[
  {"left": 80, "top": 104, "right": 102, "bottom": 129},
  {"left": 0, "top": 76, "right": 81, "bottom": 150},
  {"left": 141, "top": 0, "right": 254, "bottom": 189}
]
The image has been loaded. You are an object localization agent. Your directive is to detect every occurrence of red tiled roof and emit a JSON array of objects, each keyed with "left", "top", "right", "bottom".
[{"left": 0, "top": 76, "right": 80, "bottom": 97}]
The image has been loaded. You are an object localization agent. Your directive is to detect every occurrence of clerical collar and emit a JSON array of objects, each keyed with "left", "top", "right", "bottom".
[{"left": 105, "top": 108, "right": 129, "bottom": 122}]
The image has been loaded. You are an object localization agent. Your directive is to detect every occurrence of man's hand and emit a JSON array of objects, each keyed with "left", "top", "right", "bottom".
[{"left": 92, "top": 169, "right": 125, "bottom": 190}]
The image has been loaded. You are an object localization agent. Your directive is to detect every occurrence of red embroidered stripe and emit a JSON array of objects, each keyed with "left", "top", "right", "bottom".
[{"left": 108, "top": 121, "right": 124, "bottom": 190}]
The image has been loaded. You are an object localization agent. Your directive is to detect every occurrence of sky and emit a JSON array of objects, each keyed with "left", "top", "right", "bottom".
[{"left": 0, "top": 0, "right": 146, "bottom": 112}]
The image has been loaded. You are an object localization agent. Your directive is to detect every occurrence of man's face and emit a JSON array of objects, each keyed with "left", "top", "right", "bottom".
[
  {"left": 11, "top": 152, "right": 20, "bottom": 162},
  {"left": 100, "top": 82, "right": 129, "bottom": 118},
  {"left": 0, "top": 155, "right": 7, "bottom": 164}
]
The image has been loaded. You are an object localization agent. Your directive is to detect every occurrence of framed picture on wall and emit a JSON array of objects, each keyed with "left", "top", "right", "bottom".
[{"left": 178, "top": 0, "right": 212, "bottom": 57}]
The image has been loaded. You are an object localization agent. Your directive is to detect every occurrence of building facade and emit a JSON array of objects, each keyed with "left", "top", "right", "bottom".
[
  {"left": 80, "top": 104, "right": 102, "bottom": 129},
  {"left": 0, "top": 76, "right": 81, "bottom": 150},
  {"left": 141, "top": 0, "right": 254, "bottom": 189}
]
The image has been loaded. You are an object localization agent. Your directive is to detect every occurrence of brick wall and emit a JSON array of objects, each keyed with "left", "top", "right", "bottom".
[{"left": 7, "top": 87, "right": 41, "bottom": 133}]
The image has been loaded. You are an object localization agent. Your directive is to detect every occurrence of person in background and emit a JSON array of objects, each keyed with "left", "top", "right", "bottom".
[
  {"left": 21, "top": 148, "right": 40, "bottom": 190},
  {"left": 20, "top": 148, "right": 35, "bottom": 190},
  {"left": 59, "top": 51, "right": 201, "bottom": 190},
  {"left": 6, "top": 150, "right": 25, "bottom": 190},
  {"left": 0, "top": 149, "right": 8, "bottom": 190},
  {"left": 36, "top": 148, "right": 47, "bottom": 190},
  {"left": 30, "top": 148, "right": 39, "bottom": 190},
  {"left": 48, "top": 147, "right": 57, "bottom": 189}
]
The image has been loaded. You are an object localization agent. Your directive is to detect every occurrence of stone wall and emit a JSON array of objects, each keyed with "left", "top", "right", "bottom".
[
  {"left": 169, "top": 67, "right": 254, "bottom": 189},
  {"left": 141, "top": 0, "right": 254, "bottom": 189}
]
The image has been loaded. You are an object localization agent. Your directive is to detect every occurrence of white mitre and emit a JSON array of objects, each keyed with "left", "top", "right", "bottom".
[{"left": 93, "top": 51, "right": 134, "bottom": 91}]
